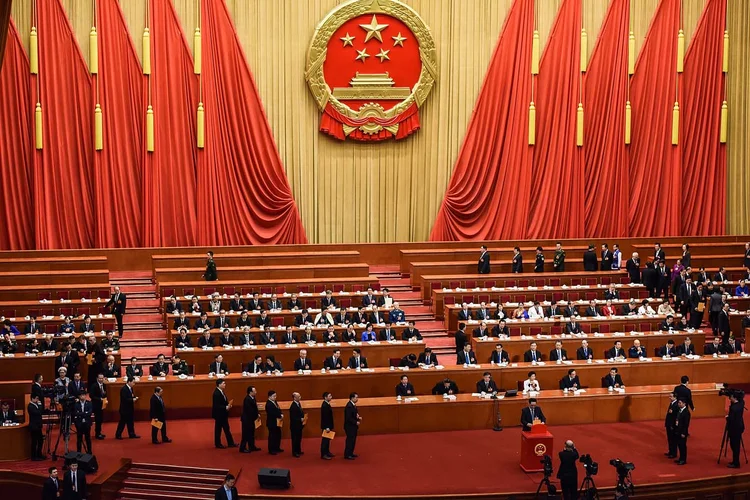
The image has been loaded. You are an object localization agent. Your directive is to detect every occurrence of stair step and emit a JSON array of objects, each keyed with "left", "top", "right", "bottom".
[
  {"left": 124, "top": 479, "right": 221, "bottom": 492},
  {"left": 118, "top": 488, "right": 213, "bottom": 500},
  {"left": 131, "top": 462, "right": 229, "bottom": 477},
  {"left": 123, "top": 314, "right": 163, "bottom": 323}
]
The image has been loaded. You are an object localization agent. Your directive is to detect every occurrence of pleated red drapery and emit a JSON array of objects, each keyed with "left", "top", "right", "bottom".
[
  {"left": 680, "top": 0, "right": 726, "bottom": 235},
  {"left": 582, "top": 0, "right": 629, "bottom": 238},
  {"left": 627, "top": 0, "right": 681, "bottom": 237},
  {"left": 527, "top": 0, "right": 583, "bottom": 239},
  {"left": 197, "top": 0, "right": 307, "bottom": 245},
  {"left": 0, "top": 0, "right": 11, "bottom": 70},
  {"left": 430, "top": 0, "right": 533, "bottom": 241},
  {"left": 141, "top": 0, "right": 198, "bottom": 247},
  {"left": 0, "top": 19, "right": 34, "bottom": 250},
  {"left": 94, "top": 0, "right": 145, "bottom": 248},
  {"left": 34, "top": 0, "right": 96, "bottom": 249}
]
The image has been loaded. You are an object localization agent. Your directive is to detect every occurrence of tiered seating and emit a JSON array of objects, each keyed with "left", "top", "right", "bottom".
[
  {"left": 151, "top": 250, "right": 361, "bottom": 270},
  {"left": 158, "top": 276, "right": 381, "bottom": 298},
  {"left": 155, "top": 262, "right": 370, "bottom": 282}
]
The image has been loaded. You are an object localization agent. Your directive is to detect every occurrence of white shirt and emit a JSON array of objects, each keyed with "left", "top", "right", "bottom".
[
  {"left": 638, "top": 305, "right": 656, "bottom": 315},
  {"left": 528, "top": 306, "right": 544, "bottom": 319},
  {"left": 524, "top": 379, "right": 541, "bottom": 392}
]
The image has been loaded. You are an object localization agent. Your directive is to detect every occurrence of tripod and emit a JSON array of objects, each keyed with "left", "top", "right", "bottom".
[
  {"left": 614, "top": 473, "right": 634, "bottom": 500},
  {"left": 50, "top": 408, "right": 74, "bottom": 461},
  {"left": 718, "top": 424, "right": 748, "bottom": 465},
  {"left": 535, "top": 473, "right": 557, "bottom": 498},
  {"left": 579, "top": 473, "right": 599, "bottom": 500}
]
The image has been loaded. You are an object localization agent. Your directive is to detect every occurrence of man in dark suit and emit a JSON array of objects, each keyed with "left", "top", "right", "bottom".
[
  {"left": 490, "top": 344, "right": 510, "bottom": 364},
  {"left": 62, "top": 460, "right": 87, "bottom": 500},
  {"left": 293, "top": 350, "right": 312, "bottom": 371},
  {"left": 521, "top": 398, "right": 546, "bottom": 429},
  {"left": 289, "top": 392, "right": 306, "bottom": 457},
  {"left": 557, "top": 440, "right": 580, "bottom": 500},
  {"left": 149, "top": 386, "right": 171, "bottom": 445},
  {"left": 560, "top": 369, "right": 580, "bottom": 390},
  {"left": 402, "top": 321, "right": 422, "bottom": 341},
  {"left": 674, "top": 399, "right": 691, "bottom": 464},
  {"left": 239, "top": 386, "right": 260, "bottom": 453},
  {"left": 583, "top": 245, "right": 598, "bottom": 271},
  {"left": 212, "top": 380, "right": 235, "bottom": 448},
  {"left": 105, "top": 286, "right": 127, "bottom": 338},
  {"left": 209, "top": 354, "right": 229, "bottom": 376},
  {"left": 601, "top": 244, "right": 613, "bottom": 271},
  {"left": 523, "top": 342, "right": 542, "bottom": 362},
  {"left": 0, "top": 401, "right": 16, "bottom": 423},
  {"left": 677, "top": 338, "right": 696, "bottom": 356},
  {"left": 73, "top": 391, "right": 93, "bottom": 453},
  {"left": 344, "top": 392, "right": 361, "bottom": 459},
  {"left": 24, "top": 318, "right": 41, "bottom": 335},
  {"left": 705, "top": 337, "right": 723, "bottom": 355},
  {"left": 150, "top": 354, "right": 170, "bottom": 377},
  {"left": 511, "top": 247, "right": 523, "bottom": 273},
  {"left": 42, "top": 467, "right": 60, "bottom": 500},
  {"left": 726, "top": 392, "right": 745, "bottom": 468},
  {"left": 320, "top": 392, "right": 335, "bottom": 460},
  {"left": 348, "top": 349, "right": 368, "bottom": 369},
  {"left": 576, "top": 340, "right": 594, "bottom": 360},
  {"left": 457, "top": 344, "right": 477, "bottom": 365},
  {"left": 321, "top": 290, "right": 337, "bottom": 310},
  {"left": 69, "top": 373, "right": 86, "bottom": 398},
  {"left": 265, "top": 390, "right": 283, "bottom": 455},
  {"left": 535, "top": 247, "right": 545, "bottom": 272},
  {"left": 123, "top": 357, "right": 144, "bottom": 379},
  {"left": 602, "top": 367, "right": 624, "bottom": 388},
  {"left": 654, "top": 242, "right": 666, "bottom": 263},
  {"left": 626, "top": 253, "right": 641, "bottom": 283},
  {"left": 324, "top": 350, "right": 344, "bottom": 370},
  {"left": 90, "top": 373, "right": 107, "bottom": 439},
  {"left": 29, "top": 393, "right": 45, "bottom": 460},
  {"left": 115, "top": 378, "right": 139, "bottom": 440},
  {"left": 395, "top": 375, "right": 415, "bottom": 397},
  {"left": 478, "top": 245, "right": 490, "bottom": 274},
  {"left": 476, "top": 372, "right": 498, "bottom": 394},
  {"left": 674, "top": 376, "right": 695, "bottom": 410},
  {"left": 606, "top": 341, "right": 625, "bottom": 359},
  {"left": 718, "top": 302, "right": 731, "bottom": 344},
  {"left": 214, "top": 474, "right": 238, "bottom": 500},
  {"left": 432, "top": 378, "right": 459, "bottom": 395},
  {"left": 457, "top": 304, "right": 473, "bottom": 322},
  {"left": 664, "top": 392, "right": 678, "bottom": 458},
  {"left": 417, "top": 347, "right": 438, "bottom": 366},
  {"left": 549, "top": 341, "right": 568, "bottom": 361},
  {"left": 229, "top": 294, "right": 245, "bottom": 312},
  {"left": 658, "top": 340, "right": 677, "bottom": 357},
  {"left": 454, "top": 323, "right": 468, "bottom": 354}
]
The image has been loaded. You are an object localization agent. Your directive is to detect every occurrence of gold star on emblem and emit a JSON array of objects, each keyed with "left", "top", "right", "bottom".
[
  {"left": 392, "top": 32, "right": 407, "bottom": 47},
  {"left": 340, "top": 33, "right": 355, "bottom": 47},
  {"left": 376, "top": 48, "right": 390, "bottom": 62},
  {"left": 355, "top": 48, "right": 370, "bottom": 62},
  {"left": 359, "top": 15, "right": 389, "bottom": 43}
]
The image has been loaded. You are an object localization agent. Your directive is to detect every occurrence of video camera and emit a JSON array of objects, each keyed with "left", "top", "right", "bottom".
[
  {"left": 579, "top": 453, "right": 599, "bottom": 476},
  {"left": 719, "top": 384, "right": 745, "bottom": 400},
  {"left": 610, "top": 458, "right": 635, "bottom": 475},
  {"left": 540, "top": 454, "right": 553, "bottom": 477}
]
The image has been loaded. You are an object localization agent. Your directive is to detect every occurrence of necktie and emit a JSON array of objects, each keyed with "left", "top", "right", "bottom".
[
  {"left": 356, "top": 358, "right": 360, "bottom": 368},
  {"left": 584, "top": 348, "right": 587, "bottom": 357},
  {"left": 426, "top": 356, "right": 430, "bottom": 364},
  {"left": 532, "top": 351, "right": 536, "bottom": 361},
  {"left": 530, "top": 408, "right": 535, "bottom": 420},
  {"left": 557, "top": 350, "right": 561, "bottom": 359},
  {"left": 73, "top": 473, "right": 77, "bottom": 491}
]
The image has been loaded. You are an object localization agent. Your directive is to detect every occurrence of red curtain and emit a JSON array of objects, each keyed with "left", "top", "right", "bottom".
[
  {"left": 430, "top": 0, "right": 533, "bottom": 241},
  {"left": 34, "top": 0, "right": 96, "bottom": 249},
  {"left": 681, "top": 0, "right": 726, "bottom": 235},
  {"left": 93, "top": 0, "right": 144, "bottom": 248},
  {"left": 527, "top": 0, "right": 583, "bottom": 239},
  {"left": 0, "top": 19, "right": 34, "bottom": 250},
  {"left": 0, "top": 0, "right": 11, "bottom": 70},
  {"left": 197, "top": 0, "right": 307, "bottom": 244},
  {"left": 582, "top": 0, "right": 629, "bottom": 238},
  {"left": 627, "top": 0, "right": 681, "bottom": 236},
  {"left": 141, "top": 0, "right": 198, "bottom": 247}
]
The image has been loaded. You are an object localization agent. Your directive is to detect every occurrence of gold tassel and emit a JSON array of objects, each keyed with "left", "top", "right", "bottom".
[
  {"left": 146, "top": 105, "right": 154, "bottom": 152},
  {"left": 95, "top": 104, "right": 103, "bottom": 150},
  {"left": 531, "top": 30, "right": 540, "bottom": 75},
  {"left": 30, "top": 27, "right": 38, "bottom": 74},
  {"left": 197, "top": 102, "right": 205, "bottom": 148},
  {"left": 628, "top": 31, "right": 635, "bottom": 75},
  {"left": 671, "top": 102, "right": 679, "bottom": 145},
  {"left": 142, "top": 28, "right": 151, "bottom": 75},
  {"left": 722, "top": 30, "right": 729, "bottom": 73},
  {"left": 528, "top": 102, "right": 536, "bottom": 145},
  {"left": 676, "top": 29, "right": 685, "bottom": 73},
  {"left": 720, "top": 101, "right": 728, "bottom": 143},
  {"left": 576, "top": 103, "right": 584, "bottom": 146},
  {"left": 35, "top": 103, "right": 43, "bottom": 150},
  {"left": 89, "top": 27, "right": 98, "bottom": 74},
  {"left": 625, "top": 101, "right": 632, "bottom": 145},
  {"left": 193, "top": 28, "right": 201, "bottom": 74},
  {"left": 580, "top": 29, "right": 588, "bottom": 73}
]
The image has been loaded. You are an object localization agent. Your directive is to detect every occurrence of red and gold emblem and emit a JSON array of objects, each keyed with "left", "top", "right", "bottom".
[
  {"left": 534, "top": 444, "right": 547, "bottom": 456},
  {"left": 305, "top": 0, "right": 437, "bottom": 141}
]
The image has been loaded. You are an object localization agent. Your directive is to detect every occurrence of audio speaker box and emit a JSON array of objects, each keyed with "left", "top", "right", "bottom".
[{"left": 258, "top": 467, "right": 291, "bottom": 489}]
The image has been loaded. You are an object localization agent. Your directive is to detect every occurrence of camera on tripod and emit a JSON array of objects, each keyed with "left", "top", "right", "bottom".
[
  {"left": 610, "top": 459, "right": 635, "bottom": 498},
  {"left": 719, "top": 384, "right": 745, "bottom": 400},
  {"left": 609, "top": 458, "right": 634, "bottom": 474},
  {"left": 580, "top": 453, "right": 599, "bottom": 475},
  {"left": 540, "top": 454, "right": 553, "bottom": 476}
]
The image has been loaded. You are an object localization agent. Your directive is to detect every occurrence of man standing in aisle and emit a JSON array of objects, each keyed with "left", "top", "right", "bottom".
[
  {"left": 62, "top": 460, "right": 87, "bottom": 500},
  {"left": 29, "top": 393, "right": 45, "bottom": 461},
  {"left": 554, "top": 242, "right": 566, "bottom": 272},
  {"left": 674, "top": 399, "right": 691, "bottom": 465},
  {"left": 290, "top": 392, "right": 306, "bottom": 457},
  {"left": 478, "top": 245, "right": 490, "bottom": 274},
  {"left": 265, "top": 390, "right": 283, "bottom": 455},
  {"left": 664, "top": 392, "right": 678, "bottom": 458},
  {"left": 212, "top": 379, "right": 235, "bottom": 448},
  {"left": 321, "top": 392, "right": 335, "bottom": 460},
  {"left": 726, "top": 391, "right": 745, "bottom": 468},
  {"left": 105, "top": 286, "right": 127, "bottom": 339},
  {"left": 115, "top": 377, "right": 139, "bottom": 440},
  {"left": 344, "top": 392, "right": 361, "bottom": 460},
  {"left": 149, "top": 386, "right": 171, "bottom": 444},
  {"left": 239, "top": 386, "right": 261, "bottom": 453}
]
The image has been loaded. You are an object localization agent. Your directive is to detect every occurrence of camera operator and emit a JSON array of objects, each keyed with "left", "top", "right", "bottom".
[
  {"left": 557, "top": 440, "right": 579, "bottom": 500},
  {"left": 727, "top": 392, "right": 745, "bottom": 468}
]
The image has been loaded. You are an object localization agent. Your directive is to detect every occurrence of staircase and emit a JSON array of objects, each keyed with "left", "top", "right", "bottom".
[
  {"left": 109, "top": 272, "right": 167, "bottom": 361},
  {"left": 116, "top": 463, "right": 233, "bottom": 500},
  {"left": 371, "top": 266, "right": 455, "bottom": 358}
]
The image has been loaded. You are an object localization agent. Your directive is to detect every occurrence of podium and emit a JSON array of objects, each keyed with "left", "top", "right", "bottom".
[{"left": 520, "top": 423, "right": 554, "bottom": 472}]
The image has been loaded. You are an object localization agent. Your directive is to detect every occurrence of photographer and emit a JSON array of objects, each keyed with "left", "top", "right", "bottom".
[
  {"left": 727, "top": 392, "right": 745, "bottom": 468},
  {"left": 557, "top": 440, "right": 579, "bottom": 500}
]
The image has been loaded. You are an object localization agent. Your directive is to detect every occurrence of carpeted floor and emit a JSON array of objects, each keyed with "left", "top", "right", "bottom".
[{"left": 4, "top": 417, "right": 743, "bottom": 496}]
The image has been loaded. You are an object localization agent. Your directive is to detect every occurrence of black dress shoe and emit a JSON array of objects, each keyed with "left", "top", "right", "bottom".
[
  {"left": 129, "top": 435, "right": 141, "bottom": 439},
  {"left": 96, "top": 434, "right": 106, "bottom": 440},
  {"left": 278, "top": 448, "right": 285, "bottom": 452},
  {"left": 163, "top": 438, "right": 172, "bottom": 443},
  {"left": 239, "top": 449, "right": 250, "bottom": 453},
  {"left": 675, "top": 460, "right": 686, "bottom": 465},
  {"left": 216, "top": 444, "right": 226, "bottom": 449},
  {"left": 269, "top": 452, "right": 277, "bottom": 455},
  {"left": 328, "top": 453, "right": 336, "bottom": 457},
  {"left": 321, "top": 455, "right": 332, "bottom": 460},
  {"left": 115, "top": 436, "right": 123, "bottom": 440},
  {"left": 344, "top": 456, "right": 355, "bottom": 460},
  {"left": 666, "top": 455, "right": 676, "bottom": 459},
  {"left": 293, "top": 453, "right": 301, "bottom": 458},
  {"left": 227, "top": 443, "right": 237, "bottom": 447},
  {"left": 728, "top": 463, "right": 739, "bottom": 468},
  {"left": 251, "top": 447, "right": 262, "bottom": 451},
  {"left": 152, "top": 441, "right": 161, "bottom": 445},
  {"left": 298, "top": 451, "right": 305, "bottom": 455},
  {"left": 351, "top": 454, "right": 359, "bottom": 458}
]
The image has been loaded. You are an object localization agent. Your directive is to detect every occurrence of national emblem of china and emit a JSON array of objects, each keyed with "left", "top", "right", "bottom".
[{"left": 305, "top": 0, "right": 437, "bottom": 142}]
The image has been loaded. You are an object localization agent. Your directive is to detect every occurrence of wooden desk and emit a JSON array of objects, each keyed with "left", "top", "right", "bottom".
[
  {"left": 445, "top": 312, "right": 677, "bottom": 334},
  {"left": 151, "top": 251, "right": 361, "bottom": 270},
  {"left": 419, "top": 272, "right": 629, "bottom": 302},
  {"left": 4, "top": 332, "right": 109, "bottom": 351},
  {"left": 0, "top": 285, "right": 111, "bottom": 303},
  {"left": 632, "top": 242, "right": 745, "bottom": 255},
  {"left": 0, "top": 352, "right": 121, "bottom": 381},
  {"left": 0, "top": 270, "right": 110, "bottom": 287},
  {"left": 169, "top": 325, "right": 414, "bottom": 346},
  {"left": 1, "top": 316, "right": 117, "bottom": 335},
  {"left": 175, "top": 341, "right": 425, "bottom": 374},
  {"left": 155, "top": 263, "right": 370, "bottom": 283},
  {"left": 0, "top": 298, "right": 112, "bottom": 321},
  {"left": 159, "top": 276, "right": 380, "bottom": 298},
  {"left": 471, "top": 330, "right": 707, "bottom": 363},
  {"left": 0, "top": 395, "right": 31, "bottom": 461},
  {"left": 0, "top": 256, "right": 108, "bottom": 272},
  {"left": 431, "top": 284, "right": 652, "bottom": 314},
  {"left": 100, "top": 356, "right": 750, "bottom": 420},
  {"left": 399, "top": 246, "right": 589, "bottom": 274}
]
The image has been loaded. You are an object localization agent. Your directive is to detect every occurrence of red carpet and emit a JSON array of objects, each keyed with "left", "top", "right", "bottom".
[{"left": 4, "top": 417, "right": 743, "bottom": 496}]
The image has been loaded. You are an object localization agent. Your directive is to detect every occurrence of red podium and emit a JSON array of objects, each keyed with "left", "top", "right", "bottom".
[{"left": 520, "top": 423, "right": 554, "bottom": 472}]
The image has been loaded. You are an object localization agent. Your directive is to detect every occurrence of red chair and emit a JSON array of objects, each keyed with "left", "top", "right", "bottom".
[
  {"left": 568, "top": 293, "right": 579, "bottom": 302},
  {"left": 530, "top": 327, "right": 542, "bottom": 335},
  {"left": 462, "top": 295, "right": 474, "bottom": 304},
  {"left": 601, "top": 277, "right": 612, "bottom": 285},
  {"left": 340, "top": 298, "right": 351, "bottom": 308},
  {"left": 98, "top": 289, "right": 111, "bottom": 299},
  {"left": 28, "top": 309, "right": 39, "bottom": 318},
  {"left": 60, "top": 308, "right": 73, "bottom": 317},
  {"left": 103, "top": 322, "right": 115, "bottom": 330},
  {"left": 518, "top": 280, "right": 529, "bottom": 287},
  {"left": 598, "top": 324, "right": 610, "bottom": 333},
  {"left": 389, "top": 357, "right": 402, "bottom": 368},
  {"left": 620, "top": 290, "right": 631, "bottom": 300},
  {"left": 552, "top": 293, "right": 563, "bottom": 302},
  {"left": 298, "top": 285, "right": 310, "bottom": 293},
  {"left": 276, "top": 287, "right": 286, "bottom": 295},
  {"left": 261, "top": 287, "right": 273, "bottom": 294},
  {"left": 241, "top": 287, "right": 254, "bottom": 295},
  {"left": 465, "top": 280, "right": 476, "bottom": 289},
  {"left": 431, "top": 282, "right": 442, "bottom": 290},
  {"left": 44, "top": 324, "right": 57, "bottom": 334},
  {"left": 500, "top": 295, "right": 511, "bottom": 303},
  {"left": 625, "top": 323, "right": 636, "bottom": 331},
  {"left": 478, "top": 294, "right": 490, "bottom": 303},
  {"left": 352, "top": 285, "right": 364, "bottom": 292},
  {"left": 510, "top": 327, "right": 521, "bottom": 336},
  {"left": 224, "top": 287, "right": 236, "bottom": 295},
  {"left": 571, "top": 278, "right": 582, "bottom": 286},
  {"left": 639, "top": 323, "right": 651, "bottom": 332},
  {"left": 58, "top": 291, "right": 70, "bottom": 300},
  {"left": 99, "top": 306, "right": 108, "bottom": 315},
  {"left": 586, "top": 278, "right": 597, "bottom": 286},
  {"left": 619, "top": 276, "right": 630, "bottom": 285},
  {"left": 313, "top": 285, "right": 325, "bottom": 294},
  {"left": 41, "top": 309, "right": 53, "bottom": 317},
  {"left": 551, "top": 326, "right": 562, "bottom": 335},
  {"left": 78, "top": 291, "right": 92, "bottom": 299},
  {"left": 580, "top": 324, "right": 591, "bottom": 333},
  {"left": 204, "top": 287, "right": 216, "bottom": 295},
  {"left": 162, "top": 288, "right": 176, "bottom": 297},
  {"left": 184, "top": 288, "right": 195, "bottom": 296},
  {"left": 272, "top": 317, "right": 285, "bottom": 327},
  {"left": 517, "top": 295, "right": 527, "bottom": 303},
  {"left": 637, "top": 290, "right": 649, "bottom": 299},
  {"left": 75, "top": 308, "right": 90, "bottom": 317},
  {"left": 585, "top": 292, "right": 597, "bottom": 301},
  {"left": 371, "top": 283, "right": 381, "bottom": 291},
  {"left": 535, "top": 279, "right": 545, "bottom": 287},
  {"left": 550, "top": 279, "right": 561, "bottom": 287},
  {"left": 305, "top": 300, "right": 317, "bottom": 309},
  {"left": 37, "top": 292, "right": 52, "bottom": 301},
  {"left": 333, "top": 284, "right": 345, "bottom": 292},
  {"left": 449, "top": 281, "right": 460, "bottom": 289},
  {"left": 506, "top": 280, "right": 516, "bottom": 287},
  {"left": 535, "top": 294, "right": 546, "bottom": 302},
  {"left": 485, "top": 280, "right": 496, "bottom": 288},
  {"left": 444, "top": 296, "right": 456, "bottom": 305}
]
